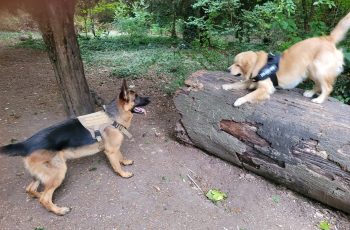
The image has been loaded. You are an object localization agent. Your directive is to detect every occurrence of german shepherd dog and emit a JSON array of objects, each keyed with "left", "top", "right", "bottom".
[
  {"left": 222, "top": 11, "right": 350, "bottom": 106},
  {"left": 0, "top": 79, "right": 150, "bottom": 215}
]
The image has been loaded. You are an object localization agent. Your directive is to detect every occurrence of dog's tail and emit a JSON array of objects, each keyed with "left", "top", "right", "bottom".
[
  {"left": 0, "top": 142, "right": 29, "bottom": 157},
  {"left": 329, "top": 11, "right": 350, "bottom": 44}
]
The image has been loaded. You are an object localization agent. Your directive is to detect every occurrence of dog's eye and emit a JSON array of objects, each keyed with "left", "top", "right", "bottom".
[{"left": 236, "top": 64, "right": 240, "bottom": 68}]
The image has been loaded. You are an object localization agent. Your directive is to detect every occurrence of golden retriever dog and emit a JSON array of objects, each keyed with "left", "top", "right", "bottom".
[{"left": 222, "top": 11, "right": 350, "bottom": 107}]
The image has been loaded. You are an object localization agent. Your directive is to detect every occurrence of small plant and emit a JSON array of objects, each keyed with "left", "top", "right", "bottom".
[
  {"left": 206, "top": 189, "right": 227, "bottom": 203},
  {"left": 319, "top": 220, "right": 331, "bottom": 230},
  {"left": 34, "top": 227, "right": 45, "bottom": 230}
]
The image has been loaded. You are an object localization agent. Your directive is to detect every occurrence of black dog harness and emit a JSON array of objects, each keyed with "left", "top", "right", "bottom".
[{"left": 252, "top": 53, "right": 280, "bottom": 86}]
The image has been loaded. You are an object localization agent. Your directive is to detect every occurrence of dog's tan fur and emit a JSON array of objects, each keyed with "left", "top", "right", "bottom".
[
  {"left": 23, "top": 81, "right": 139, "bottom": 215},
  {"left": 223, "top": 11, "right": 350, "bottom": 106}
]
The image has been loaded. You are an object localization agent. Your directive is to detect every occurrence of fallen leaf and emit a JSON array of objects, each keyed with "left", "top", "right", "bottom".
[
  {"left": 319, "top": 220, "right": 331, "bottom": 230},
  {"left": 206, "top": 189, "right": 227, "bottom": 203}
]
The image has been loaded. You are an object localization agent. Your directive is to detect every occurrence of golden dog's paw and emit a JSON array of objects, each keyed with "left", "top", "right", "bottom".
[
  {"left": 311, "top": 97, "right": 325, "bottom": 104},
  {"left": 222, "top": 84, "right": 232, "bottom": 91},
  {"left": 234, "top": 97, "right": 247, "bottom": 107},
  {"left": 120, "top": 171, "right": 134, "bottom": 178},
  {"left": 56, "top": 207, "right": 71, "bottom": 216},
  {"left": 303, "top": 90, "right": 315, "bottom": 98}
]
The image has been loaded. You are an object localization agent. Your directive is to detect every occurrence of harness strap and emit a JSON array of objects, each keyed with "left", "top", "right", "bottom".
[
  {"left": 77, "top": 110, "right": 133, "bottom": 142},
  {"left": 112, "top": 121, "right": 133, "bottom": 139},
  {"left": 252, "top": 53, "right": 280, "bottom": 86}
]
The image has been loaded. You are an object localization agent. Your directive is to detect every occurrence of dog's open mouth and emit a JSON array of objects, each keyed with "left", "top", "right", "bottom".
[{"left": 132, "top": 107, "right": 147, "bottom": 115}]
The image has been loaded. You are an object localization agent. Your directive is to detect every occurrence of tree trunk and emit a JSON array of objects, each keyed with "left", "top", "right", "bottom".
[
  {"left": 174, "top": 71, "right": 350, "bottom": 214},
  {"left": 301, "top": 0, "right": 309, "bottom": 32},
  {"left": 171, "top": 10, "right": 177, "bottom": 38},
  {"left": 181, "top": 0, "right": 197, "bottom": 45},
  {"left": 35, "top": 0, "right": 94, "bottom": 116}
]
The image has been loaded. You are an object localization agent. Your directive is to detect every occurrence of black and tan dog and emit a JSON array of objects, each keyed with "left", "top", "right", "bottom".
[{"left": 0, "top": 79, "right": 150, "bottom": 215}]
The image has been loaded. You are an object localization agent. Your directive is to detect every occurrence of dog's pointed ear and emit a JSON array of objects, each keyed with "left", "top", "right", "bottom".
[{"left": 119, "top": 79, "right": 129, "bottom": 101}]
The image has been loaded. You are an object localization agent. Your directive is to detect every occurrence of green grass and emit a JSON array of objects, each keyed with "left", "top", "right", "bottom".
[
  {"left": 80, "top": 35, "right": 231, "bottom": 94},
  {"left": 0, "top": 31, "right": 45, "bottom": 49},
  {"left": 15, "top": 38, "right": 46, "bottom": 50},
  {"left": 0, "top": 31, "right": 22, "bottom": 41}
]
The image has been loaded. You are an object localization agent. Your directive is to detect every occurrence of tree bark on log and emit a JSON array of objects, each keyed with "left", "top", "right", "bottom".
[
  {"left": 34, "top": 0, "right": 94, "bottom": 116},
  {"left": 174, "top": 70, "right": 350, "bottom": 214}
]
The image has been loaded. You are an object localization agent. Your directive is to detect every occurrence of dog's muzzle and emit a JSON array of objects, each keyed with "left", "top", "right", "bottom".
[{"left": 132, "top": 96, "right": 150, "bottom": 114}]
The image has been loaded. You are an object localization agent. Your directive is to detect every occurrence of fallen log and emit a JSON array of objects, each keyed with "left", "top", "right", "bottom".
[{"left": 174, "top": 70, "right": 350, "bottom": 214}]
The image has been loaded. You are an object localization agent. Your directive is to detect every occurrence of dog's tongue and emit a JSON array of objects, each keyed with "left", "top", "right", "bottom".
[{"left": 133, "top": 107, "right": 147, "bottom": 115}]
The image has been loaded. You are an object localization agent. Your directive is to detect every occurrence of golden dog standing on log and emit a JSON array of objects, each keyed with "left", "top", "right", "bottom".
[{"left": 223, "top": 11, "right": 350, "bottom": 107}]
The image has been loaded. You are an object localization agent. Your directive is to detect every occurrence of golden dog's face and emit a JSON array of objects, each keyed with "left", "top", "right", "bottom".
[{"left": 228, "top": 51, "right": 261, "bottom": 81}]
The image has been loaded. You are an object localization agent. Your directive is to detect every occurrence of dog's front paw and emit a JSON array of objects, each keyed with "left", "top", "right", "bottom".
[
  {"left": 234, "top": 97, "right": 247, "bottom": 107},
  {"left": 222, "top": 84, "right": 232, "bottom": 91},
  {"left": 120, "top": 171, "right": 134, "bottom": 178},
  {"left": 311, "top": 97, "right": 325, "bottom": 104},
  {"left": 122, "top": 159, "right": 134, "bottom": 166},
  {"left": 303, "top": 90, "right": 315, "bottom": 98},
  {"left": 56, "top": 207, "right": 71, "bottom": 216}
]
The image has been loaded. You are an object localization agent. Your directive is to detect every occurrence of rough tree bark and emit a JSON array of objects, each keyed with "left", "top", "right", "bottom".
[
  {"left": 174, "top": 70, "right": 350, "bottom": 214},
  {"left": 34, "top": 0, "right": 95, "bottom": 116}
]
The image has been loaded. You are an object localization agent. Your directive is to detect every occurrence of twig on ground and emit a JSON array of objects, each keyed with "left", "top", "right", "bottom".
[{"left": 186, "top": 174, "right": 203, "bottom": 194}]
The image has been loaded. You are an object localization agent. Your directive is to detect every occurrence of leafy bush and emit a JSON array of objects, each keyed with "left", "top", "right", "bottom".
[
  {"left": 75, "top": 0, "right": 119, "bottom": 38},
  {"left": 187, "top": 0, "right": 241, "bottom": 47},
  {"left": 114, "top": 1, "right": 153, "bottom": 39}
]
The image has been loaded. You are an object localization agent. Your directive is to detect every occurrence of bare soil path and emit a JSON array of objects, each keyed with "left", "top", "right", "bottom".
[{"left": 0, "top": 45, "right": 349, "bottom": 230}]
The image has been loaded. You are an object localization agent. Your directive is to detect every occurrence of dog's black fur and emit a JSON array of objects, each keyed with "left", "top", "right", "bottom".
[
  {"left": 0, "top": 95, "right": 150, "bottom": 157},
  {"left": 0, "top": 119, "right": 96, "bottom": 157}
]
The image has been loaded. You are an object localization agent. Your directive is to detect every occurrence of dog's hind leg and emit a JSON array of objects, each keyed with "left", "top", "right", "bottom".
[
  {"left": 25, "top": 151, "right": 70, "bottom": 215},
  {"left": 311, "top": 76, "right": 336, "bottom": 104},
  {"left": 26, "top": 180, "right": 42, "bottom": 198},
  {"left": 39, "top": 154, "right": 70, "bottom": 215},
  {"left": 303, "top": 81, "right": 321, "bottom": 98}
]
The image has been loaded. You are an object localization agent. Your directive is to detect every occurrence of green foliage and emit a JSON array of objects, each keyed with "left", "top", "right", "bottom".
[
  {"left": 79, "top": 35, "right": 228, "bottom": 94},
  {"left": 241, "top": 0, "right": 299, "bottom": 50},
  {"left": 15, "top": 38, "right": 45, "bottom": 50},
  {"left": 114, "top": 1, "right": 153, "bottom": 39},
  {"left": 332, "top": 74, "right": 350, "bottom": 104},
  {"left": 187, "top": 0, "right": 240, "bottom": 47},
  {"left": 313, "top": 0, "right": 335, "bottom": 9},
  {"left": 76, "top": 0, "right": 119, "bottom": 38}
]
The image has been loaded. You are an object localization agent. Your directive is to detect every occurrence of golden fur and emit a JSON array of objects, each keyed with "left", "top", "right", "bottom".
[{"left": 223, "top": 11, "right": 350, "bottom": 106}]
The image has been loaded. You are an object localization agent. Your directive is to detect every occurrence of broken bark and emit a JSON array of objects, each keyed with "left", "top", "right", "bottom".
[{"left": 174, "top": 71, "right": 350, "bottom": 214}]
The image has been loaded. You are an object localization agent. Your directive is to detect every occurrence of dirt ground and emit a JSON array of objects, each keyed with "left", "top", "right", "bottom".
[{"left": 0, "top": 44, "right": 349, "bottom": 230}]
